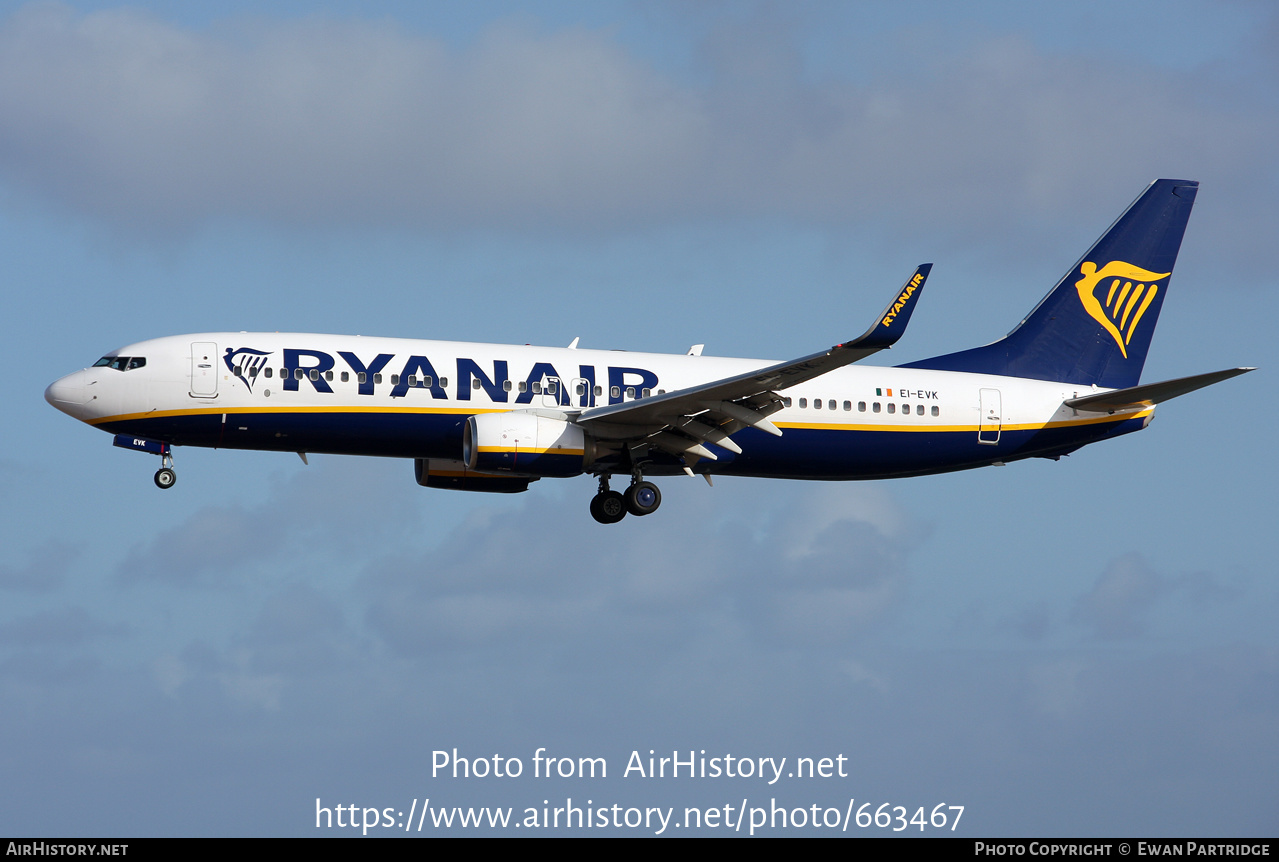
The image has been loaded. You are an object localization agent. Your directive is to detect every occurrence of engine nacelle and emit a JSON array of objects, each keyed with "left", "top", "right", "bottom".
[
  {"left": 463, "top": 411, "right": 590, "bottom": 478},
  {"left": 414, "top": 459, "right": 537, "bottom": 493}
]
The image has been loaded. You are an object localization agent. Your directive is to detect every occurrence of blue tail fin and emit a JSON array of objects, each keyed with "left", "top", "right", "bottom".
[{"left": 901, "top": 179, "right": 1198, "bottom": 389}]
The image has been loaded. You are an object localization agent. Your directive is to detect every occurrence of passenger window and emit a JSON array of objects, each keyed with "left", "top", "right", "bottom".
[
  {"left": 610, "top": 386, "right": 621, "bottom": 398},
  {"left": 357, "top": 372, "right": 366, "bottom": 384},
  {"left": 532, "top": 382, "right": 542, "bottom": 394},
  {"left": 233, "top": 365, "right": 242, "bottom": 376},
  {"left": 641, "top": 388, "right": 651, "bottom": 398},
  {"left": 931, "top": 406, "right": 939, "bottom": 417},
  {"left": 423, "top": 376, "right": 433, "bottom": 387},
  {"left": 828, "top": 400, "right": 836, "bottom": 411},
  {"left": 250, "top": 367, "right": 259, "bottom": 378},
  {"left": 799, "top": 398, "right": 807, "bottom": 408},
  {"left": 341, "top": 371, "right": 349, "bottom": 382},
  {"left": 547, "top": 381, "right": 558, "bottom": 395},
  {"left": 815, "top": 399, "right": 822, "bottom": 410},
  {"left": 407, "top": 375, "right": 417, "bottom": 386},
  {"left": 504, "top": 380, "right": 514, "bottom": 392},
  {"left": 576, "top": 383, "right": 585, "bottom": 396},
  {"left": 295, "top": 369, "right": 303, "bottom": 381},
  {"left": 391, "top": 375, "right": 400, "bottom": 385},
  {"left": 264, "top": 368, "right": 273, "bottom": 379},
  {"left": 887, "top": 403, "right": 896, "bottom": 414},
  {"left": 843, "top": 401, "right": 851, "bottom": 411},
  {"left": 309, "top": 369, "right": 319, "bottom": 381},
  {"left": 519, "top": 381, "right": 527, "bottom": 392},
  {"left": 374, "top": 373, "right": 382, "bottom": 384},
  {"left": 783, "top": 397, "right": 792, "bottom": 408},
  {"left": 595, "top": 386, "right": 603, "bottom": 397},
  {"left": 440, "top": 378, "right": 448, "bottom": 388},
  {"left": 325, "top": 371, "right": 333, "bottom": 381},
  {"left": 858, "top": 401, "right": 866, "bottom": 412},
  {"left": 872, "top": 402, "right": 880, "bottom": 413},
  {"left": 472, "top": 378, "right": 482, "bottom": 390},
  {"left": 625, "top": 386, "right": 635, "bottom": 399},
  {"left": 916, "top": 404, "right": 924, "bottom": 416}
]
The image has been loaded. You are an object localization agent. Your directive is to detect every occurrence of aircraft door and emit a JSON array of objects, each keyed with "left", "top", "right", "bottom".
[
  {"left": 572, "top": 377, "right": 592, "bottom": 408},
  {"left": 190, "top": 342, "right": 218, "bottom": 398},
  {"left": 978, "top": 388, "right": 1001, "bottom": 445},
  {"left": 541, "top": 377, "right": 561, "bottom": 408}
]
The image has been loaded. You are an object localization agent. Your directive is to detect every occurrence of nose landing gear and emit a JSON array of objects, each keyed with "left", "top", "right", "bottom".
[
  {"left": 589, "top": 472, "right": 662, "bottom": 523},
  {"left": 112, "top": 434, "right": 178, "bottom": 489},
  {"left": 153, "top": 451, "right": 177, "bottom": 489}
]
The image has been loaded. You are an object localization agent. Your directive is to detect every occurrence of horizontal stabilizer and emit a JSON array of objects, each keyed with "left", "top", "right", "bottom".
[{"left": 1064, "top": 367, "right": 1254, "bottom": 412}]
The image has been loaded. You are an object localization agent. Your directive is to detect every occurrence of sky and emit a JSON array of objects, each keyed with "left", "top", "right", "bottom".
[{"left": 2, "top": 0, "right": 1276, "bottom": 838}]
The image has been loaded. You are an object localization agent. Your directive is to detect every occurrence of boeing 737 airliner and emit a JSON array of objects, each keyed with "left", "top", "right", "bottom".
[{"left": 46, "top": 179, "right": 1251, "bottom": 523}]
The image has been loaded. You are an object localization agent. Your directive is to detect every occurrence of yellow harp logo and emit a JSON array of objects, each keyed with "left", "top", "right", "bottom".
[{"left": 1075, "top": 261, "right": 1170, "bottom": 358}]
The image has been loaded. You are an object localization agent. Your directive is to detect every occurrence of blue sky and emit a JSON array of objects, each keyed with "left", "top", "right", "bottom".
[{"left": 2, "top": 0, "right": 1276, "bottom": 836}]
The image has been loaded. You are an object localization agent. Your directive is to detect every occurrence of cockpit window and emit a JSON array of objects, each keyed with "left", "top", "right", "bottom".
[{"left": 92, "top": 356, "right": 146, "bottom": 371}]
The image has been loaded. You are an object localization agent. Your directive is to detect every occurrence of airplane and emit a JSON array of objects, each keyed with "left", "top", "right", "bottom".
[{"left": 45, "top": 178, "right": 1252, "bottom": 524}]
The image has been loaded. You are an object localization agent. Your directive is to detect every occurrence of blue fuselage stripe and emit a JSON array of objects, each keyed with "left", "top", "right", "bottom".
[{"left": 95, "top": 410, "right": 1145, "bottom": 479}]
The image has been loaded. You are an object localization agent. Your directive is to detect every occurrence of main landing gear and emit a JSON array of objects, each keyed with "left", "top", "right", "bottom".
[
  {"left": 589, "top": 473, "right": 662, "bottom": 524},
  {"left": 625, "top": 480, "right": 661, "bottom": 516}
]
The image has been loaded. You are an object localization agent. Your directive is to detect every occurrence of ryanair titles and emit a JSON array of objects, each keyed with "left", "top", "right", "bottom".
[
  {"left": 224, "top": 346, "right": 658, "bottom": 407},
  {"left": 880, "top": 271, "right": 924, "bottom": 329}
]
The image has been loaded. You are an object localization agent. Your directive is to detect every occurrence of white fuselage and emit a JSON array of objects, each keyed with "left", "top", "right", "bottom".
[{"left": 46, "top": 332, "right": 1149, "bottom": 481}]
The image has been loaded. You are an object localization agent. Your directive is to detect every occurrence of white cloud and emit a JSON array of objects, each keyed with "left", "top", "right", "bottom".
[
  {"left": 362, "top": 480, "right": 911, "bottom": 658},
  {"left": 0, "top": 3, "right": 1273, "bottom": 254},
  {"left": 0, "top": 605, "right": 128, "bottom": 646},
  {"left": 0, "top": 538, "right": 81, "bottom": 593}
]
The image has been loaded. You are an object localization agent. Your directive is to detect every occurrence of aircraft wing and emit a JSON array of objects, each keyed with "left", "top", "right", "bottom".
[
  {"left": 1063, "top": 367, "right": 1255, "bottom": 413},
  {"left": 576, "top": 264, "right": 931, "bottom": 461}
]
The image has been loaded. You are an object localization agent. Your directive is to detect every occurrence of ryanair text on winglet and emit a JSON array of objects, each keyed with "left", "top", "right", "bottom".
[{"left": 880, "top": 272, "right": 924, "bottom": 328}]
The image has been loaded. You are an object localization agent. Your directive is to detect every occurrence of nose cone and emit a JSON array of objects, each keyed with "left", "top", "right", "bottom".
[{"left": 45, "top": 370, "right": 93, "bottom": 419}]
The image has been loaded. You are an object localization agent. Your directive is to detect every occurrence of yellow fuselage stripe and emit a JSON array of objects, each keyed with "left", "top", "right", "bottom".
[
  {"left": 90, "top": 405, "right": 1152, "bottom": 433},
  {"left": 89, "top": 404, "right": 508, "bottom": 425},
  {"left": 476, "top": 446, "right": 585, "bottom": 456}
]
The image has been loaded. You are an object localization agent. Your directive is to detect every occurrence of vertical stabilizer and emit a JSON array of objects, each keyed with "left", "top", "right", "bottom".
[{"left": 902, "top": 179, "right": 1198, "bottom": 389}]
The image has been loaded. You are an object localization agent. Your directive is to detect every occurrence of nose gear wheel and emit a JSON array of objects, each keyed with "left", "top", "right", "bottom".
[{"left": 153, "top": 451, "right": 176, "bottom": 490}]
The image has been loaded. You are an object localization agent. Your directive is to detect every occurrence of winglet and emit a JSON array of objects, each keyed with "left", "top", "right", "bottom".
[{"left": 841, "top": 264, "right": 932, "bottom": 350}]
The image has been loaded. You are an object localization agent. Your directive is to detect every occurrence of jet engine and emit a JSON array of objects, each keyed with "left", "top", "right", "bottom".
[
  {"left": 414, "top": 458, "right": 536, "bottom": 493},
  {"left": 463, "top": 411, "right": 593, "bottom": 477}
]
